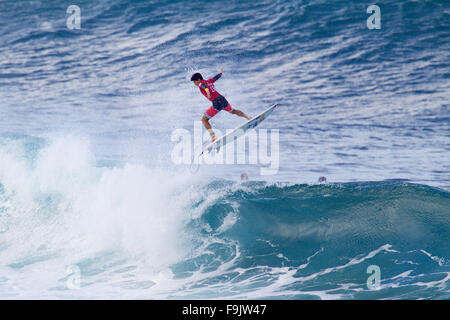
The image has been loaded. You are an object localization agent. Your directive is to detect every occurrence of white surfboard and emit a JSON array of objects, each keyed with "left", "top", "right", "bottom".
[{"left": 200, "top": 104, "right": 277, "bottom": 156}]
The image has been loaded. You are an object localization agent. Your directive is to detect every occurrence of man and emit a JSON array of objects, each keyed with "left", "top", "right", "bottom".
[{"left": 191, "top": 68, "right": 251, "bottom": 142}]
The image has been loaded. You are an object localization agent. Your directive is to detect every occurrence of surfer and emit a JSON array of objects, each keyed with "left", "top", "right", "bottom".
[{"left": 191, "top": 69, "right": 251, "bottom": 142}]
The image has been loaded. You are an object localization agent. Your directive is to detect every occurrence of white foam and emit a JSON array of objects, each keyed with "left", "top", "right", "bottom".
[{"left": 0, "top": 135, "right": 208, "bottom": 297}]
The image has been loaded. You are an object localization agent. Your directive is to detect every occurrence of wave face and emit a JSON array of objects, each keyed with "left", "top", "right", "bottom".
[
  {"left": 0, "top": 135, "right": 448, "bottom": 299},
  {"left": 0, "top": 0, "right": 449, "bottom": 299}
]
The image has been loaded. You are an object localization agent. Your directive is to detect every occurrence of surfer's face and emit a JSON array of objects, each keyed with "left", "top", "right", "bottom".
[{"left": 193, "top": 80, "right": 201, "bottom": 86}]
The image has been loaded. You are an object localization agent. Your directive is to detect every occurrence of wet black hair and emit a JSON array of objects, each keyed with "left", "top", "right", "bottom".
[{"left": 190, "top": 73, "right": 203, "bottom": 81}]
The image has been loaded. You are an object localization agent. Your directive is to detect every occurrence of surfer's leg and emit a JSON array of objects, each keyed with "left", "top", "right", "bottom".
[
  {"left": 202, "top": 107, "right": 219, "bottom": 142},
  {"left": 201, "top": 114, "right": 212, "bottom": 130},
  {"left": 229, "top": 107, "right": 251, "bottom": 120},
  {"left": 204, "top": 106, "right": 219, "bottom": 119}
]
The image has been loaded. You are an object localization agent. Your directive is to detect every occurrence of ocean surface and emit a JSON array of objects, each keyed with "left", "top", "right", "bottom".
[{"left": 0, "top": 0, "right": 449, "bottom": 299}]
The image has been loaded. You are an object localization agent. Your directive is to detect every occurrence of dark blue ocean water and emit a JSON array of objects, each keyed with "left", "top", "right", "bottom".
[{"left": 0, "top": 0, "right": 449, "bottom": 299}]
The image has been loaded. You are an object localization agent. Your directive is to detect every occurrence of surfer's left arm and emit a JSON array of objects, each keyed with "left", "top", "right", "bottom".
[{"left": 212, "top": 68, "right": 223, "bottom": 82}]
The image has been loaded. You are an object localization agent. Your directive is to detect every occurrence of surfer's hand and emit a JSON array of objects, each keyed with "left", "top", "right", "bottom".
[{"left": 219, "top": 68, "right": 223, "bottom": 74}]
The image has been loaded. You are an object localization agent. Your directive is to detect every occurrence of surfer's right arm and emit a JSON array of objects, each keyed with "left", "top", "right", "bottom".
[{"left": 200, "top": 83, "right": 212, "bottom": 99}]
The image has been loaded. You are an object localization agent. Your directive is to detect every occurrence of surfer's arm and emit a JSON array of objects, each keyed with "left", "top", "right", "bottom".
[
  {"left": 211, "top": 69, "right": 223, "bottom": 82},
  {"left": 212, "top": 73, "right": 222, "bottom": 82}
]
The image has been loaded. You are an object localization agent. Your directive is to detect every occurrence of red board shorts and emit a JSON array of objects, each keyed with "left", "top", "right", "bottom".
[
  {"left": 204, "top": 95, "right": 233, "bottom": 119},
  {"left": 205, "top": 104, "right": 233, "bottom": 118}
]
